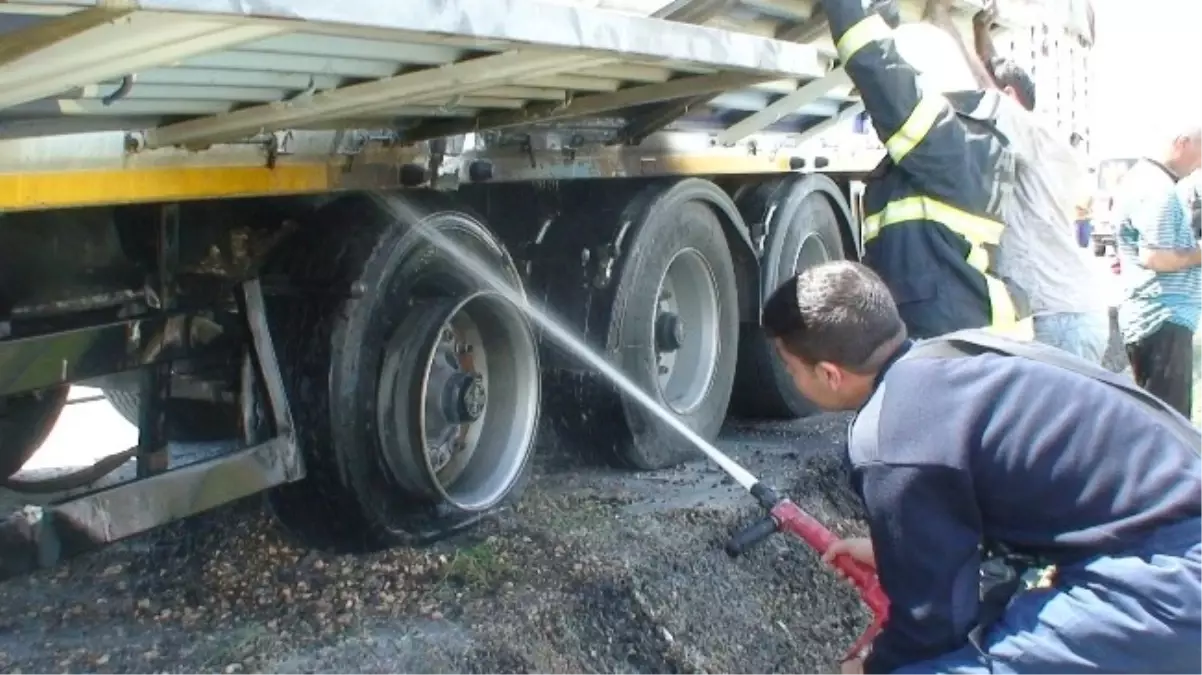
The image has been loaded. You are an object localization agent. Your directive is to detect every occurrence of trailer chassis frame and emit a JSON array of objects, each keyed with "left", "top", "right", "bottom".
[{"left": 0, "top": 278, "right": 302, "bottom": 582}]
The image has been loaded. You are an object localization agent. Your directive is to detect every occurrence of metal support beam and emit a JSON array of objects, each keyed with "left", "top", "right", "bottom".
[
  {"left": 0, "top": 7, "right": 131, "bottom": 68},
  {"left": 0, "top": 435, "right": 299, "bottom": 581},
  {"left": 653, "top": 0, "right": 737, "bottom": 22},
  {"left": 607, "top": 0, "right": 743, "bottom": 145},
  {"left": 716, "top": 67, "right": 851, "bottom": 145},
  {"left": 615, "top": 95, "right": 712, "bottom": 145},
  {"left": 0, "top": 13, "right": 286, "bottom": 111},
  {"left": 0, "top": 311, "right": 217, "bottom": 397},
  {"left": 776, "top": 7, "right": 830, "bottom": 42},
  {"left": 401, "top": 71, "right": 775, "bottom": 143},
  {"left": 616, "top": 0, "right": 832, "bottom": 147},
  {"left": 135, "top": 363, "right": 171, "bottom": 477},
  {"left": 145, "top": 51, "right": 607, "bottom": 148},
  {"left": 795, "top": 101, "right": 865, "bottom": 145},
  {"left": 0, "top": 280, "right": 301, "bottom": 583},
  {"left": 238, "top": 279, "right": 296, "bottom": 442}
]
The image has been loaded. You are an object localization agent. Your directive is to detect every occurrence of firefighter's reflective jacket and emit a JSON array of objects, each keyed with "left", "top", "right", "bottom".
[{"left": 823, "top": 0, "right": 1028, "bottom": 339}]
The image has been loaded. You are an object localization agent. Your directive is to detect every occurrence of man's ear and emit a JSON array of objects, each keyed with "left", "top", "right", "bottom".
[{"left": 815, "top": 361, "right": 844, "bottom": 389}]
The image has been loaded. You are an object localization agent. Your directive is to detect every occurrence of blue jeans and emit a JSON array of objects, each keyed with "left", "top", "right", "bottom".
[
  {"left": 893, "top": 517, "right": 1202, "bottom": 674},
  {"left": 1032, "top": 312, "right": 1110, "bottom": 365}
]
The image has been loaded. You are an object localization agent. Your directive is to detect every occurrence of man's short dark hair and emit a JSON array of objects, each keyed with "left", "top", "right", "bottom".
[
  {"left": 761, "top": 261, "right": 906, "bottom": 372},
  {"left": 987, "top": 57, "right": 1037, "bottom": 112}
]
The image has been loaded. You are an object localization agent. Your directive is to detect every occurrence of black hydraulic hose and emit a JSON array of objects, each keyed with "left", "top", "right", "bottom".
[
  {"left": 1, "top": 447, "right": 136, "bottom": 494},
  {"left": 102, "top": 75, "right": 135, "bottom": 106}
]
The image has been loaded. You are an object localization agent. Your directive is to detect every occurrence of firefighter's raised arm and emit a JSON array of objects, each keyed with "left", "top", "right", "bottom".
[{"left": 820, "top": 0, "right": 979, "bottom": 202}]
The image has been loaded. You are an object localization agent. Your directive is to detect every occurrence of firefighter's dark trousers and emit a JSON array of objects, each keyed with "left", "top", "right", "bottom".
[{"left": 892, "top": 517, "right": 1202, "bottom": 674}]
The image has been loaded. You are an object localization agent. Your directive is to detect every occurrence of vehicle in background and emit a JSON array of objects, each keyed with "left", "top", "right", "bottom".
[{"left": 0, "top": 0, "right": 1094, "bottom": 581}]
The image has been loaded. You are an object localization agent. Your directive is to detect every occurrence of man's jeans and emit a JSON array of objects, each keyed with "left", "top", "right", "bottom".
[
  {"left": 1032, "top": 312, "right": 1109, "bottom": 364},
  {"left": 893, "top": 517, "right": 1202, "bottom": 674}
]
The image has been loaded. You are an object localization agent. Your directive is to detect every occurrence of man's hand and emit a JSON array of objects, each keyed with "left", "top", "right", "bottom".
[
  {"left": 822, "top": 537, "right": 876, "bottom": 575},
  {"left": 970, "top": 0, "right": 1000, "bottom": 74},
  {"left": 840, "top": 657, "right": 866, "bottom": 674},
  {"left": 974, "top": 0, "right": 999, "bottom": 27}
]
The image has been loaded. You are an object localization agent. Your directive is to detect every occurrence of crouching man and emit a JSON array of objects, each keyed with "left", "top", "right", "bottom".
[{"left": 761, "top": 260, "right": 1201, "bottom": 674}]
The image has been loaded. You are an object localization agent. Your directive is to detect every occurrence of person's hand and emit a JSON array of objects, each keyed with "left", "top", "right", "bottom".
[
  {"left": 974, "top": 0, "right": 999, "bottom": 27},
  {"left": 822, "top": 537, "right": 876, "bottom": 577},
  {"left": 840, "top": 657, "right": 866, "bottom": 674}
]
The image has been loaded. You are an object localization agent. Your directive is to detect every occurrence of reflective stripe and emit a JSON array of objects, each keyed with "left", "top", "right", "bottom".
[
  {"left": 863, "top": 214, "right": 882, "bottom": 243},
  {"left": 966, "top": 245, "right": 990, "bottom": 273},
  {"left": 836, "top": 14, "right": 891, "bottom": 63},
  {"left": 968, "top": 249, "right": 1029, "bottom": 337},
  {"left": 886, "top": 96, "right": 946, "bottom": 164},
  {"left": 941, "top": 255, "right": 1031, "bottom": 338},
  {"left": 982, "top": 288, "right": 1034, "bottom": 340},
  {"left": 862, "top": 196, "right": 1029, "bottom": 337},
  {"left": 862, "top": 196, "right": 1004, "bottom": 247}
]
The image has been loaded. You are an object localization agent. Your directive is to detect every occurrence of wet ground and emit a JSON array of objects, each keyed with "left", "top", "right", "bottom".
[{"left": 0, "top": 406, "right": 869, "bottom": 674}]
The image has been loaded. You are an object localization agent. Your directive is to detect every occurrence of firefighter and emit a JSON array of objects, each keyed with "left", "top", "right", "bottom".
[
  {"left": 761, "top": 261, "right": 1201, "bottom": 674},
  {"left": 821, "top": 0, "right": 1027, "bottom": 339}
]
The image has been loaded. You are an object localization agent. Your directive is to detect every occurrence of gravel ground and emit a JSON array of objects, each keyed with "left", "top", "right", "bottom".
[{"left": 0, "top": 410, "right": 870, "bottom": 675}]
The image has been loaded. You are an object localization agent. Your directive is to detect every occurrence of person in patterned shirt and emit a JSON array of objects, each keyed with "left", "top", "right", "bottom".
[{"left": 1115, "top": 123, "right": 1202, "bottom": 416}]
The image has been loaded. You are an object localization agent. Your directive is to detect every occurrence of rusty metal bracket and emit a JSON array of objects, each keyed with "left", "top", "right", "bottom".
[{"left": 135, "top": 362, "right": 171, "bottom": 477}]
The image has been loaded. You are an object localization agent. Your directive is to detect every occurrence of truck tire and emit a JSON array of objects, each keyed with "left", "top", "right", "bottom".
[
  {"left": 604, "top": 187, "right": 740, "bottom": 470},
  {"left": 251, "top": 192, "right": 540, "bottom": 552},
  {"left": 102, "top": 390, "right": 239, "bottom": 442},
  {"left": 731, "top": 175, "right": 851, "bottom": 419},
  {"left": 0, "top": 387, "right": 68, "bottom": 478}
]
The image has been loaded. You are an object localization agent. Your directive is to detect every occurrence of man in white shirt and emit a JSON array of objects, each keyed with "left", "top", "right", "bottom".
[{"left": 927, "top": 0, "right": 1110, "bottom": 362}]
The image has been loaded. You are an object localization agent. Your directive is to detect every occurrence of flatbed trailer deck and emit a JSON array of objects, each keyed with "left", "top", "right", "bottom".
[
  {"left": 2, "top": 0, "right": 998, "bottom": 209},
  {"left": 2, "top": 0, "right": 835, "bottom": 208},
  {"left": 1, "top": 0, "right": 1064, "bottom": 581}
]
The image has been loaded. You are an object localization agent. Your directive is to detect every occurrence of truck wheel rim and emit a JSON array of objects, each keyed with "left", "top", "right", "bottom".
[
  {"left": 378, "top": 289, "right": 539, "bottom": 512},
  {"left": 418, "top": 291, "right": 538, "bottom": 510},
  {"left": 652, "top": 248, "right": 720, "bottom": 415}
]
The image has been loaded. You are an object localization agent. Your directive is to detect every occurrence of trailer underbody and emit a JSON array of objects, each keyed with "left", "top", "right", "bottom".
[{"left": 0, "top": 0, "right": 1000, "bottom": 579}]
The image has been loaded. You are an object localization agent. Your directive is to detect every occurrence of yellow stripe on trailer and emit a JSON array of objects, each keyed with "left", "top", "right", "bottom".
[{"left": 0, "top": 164, "right": 345, "bottom": 211}]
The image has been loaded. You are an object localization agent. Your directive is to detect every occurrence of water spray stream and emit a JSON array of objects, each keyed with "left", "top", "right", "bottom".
[{"left": 368, "top": 192, "right": 759, "bottom": 490}]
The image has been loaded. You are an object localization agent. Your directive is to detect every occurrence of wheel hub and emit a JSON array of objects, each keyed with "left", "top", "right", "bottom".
[
  {"left": 423, "top": 324, "right": 485, "bottom": 474},
  {"left": 652, "top": 248, "right": 720, "bottom": 415},
  {"left": 447, "top": 372, "right": 487, "bottom": 422},
  {"left": 374, "top": 289, "right": 540, "bottom": 512},
  {"left": 655, "top": 312, "right": 686, "bottom": 353}
]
